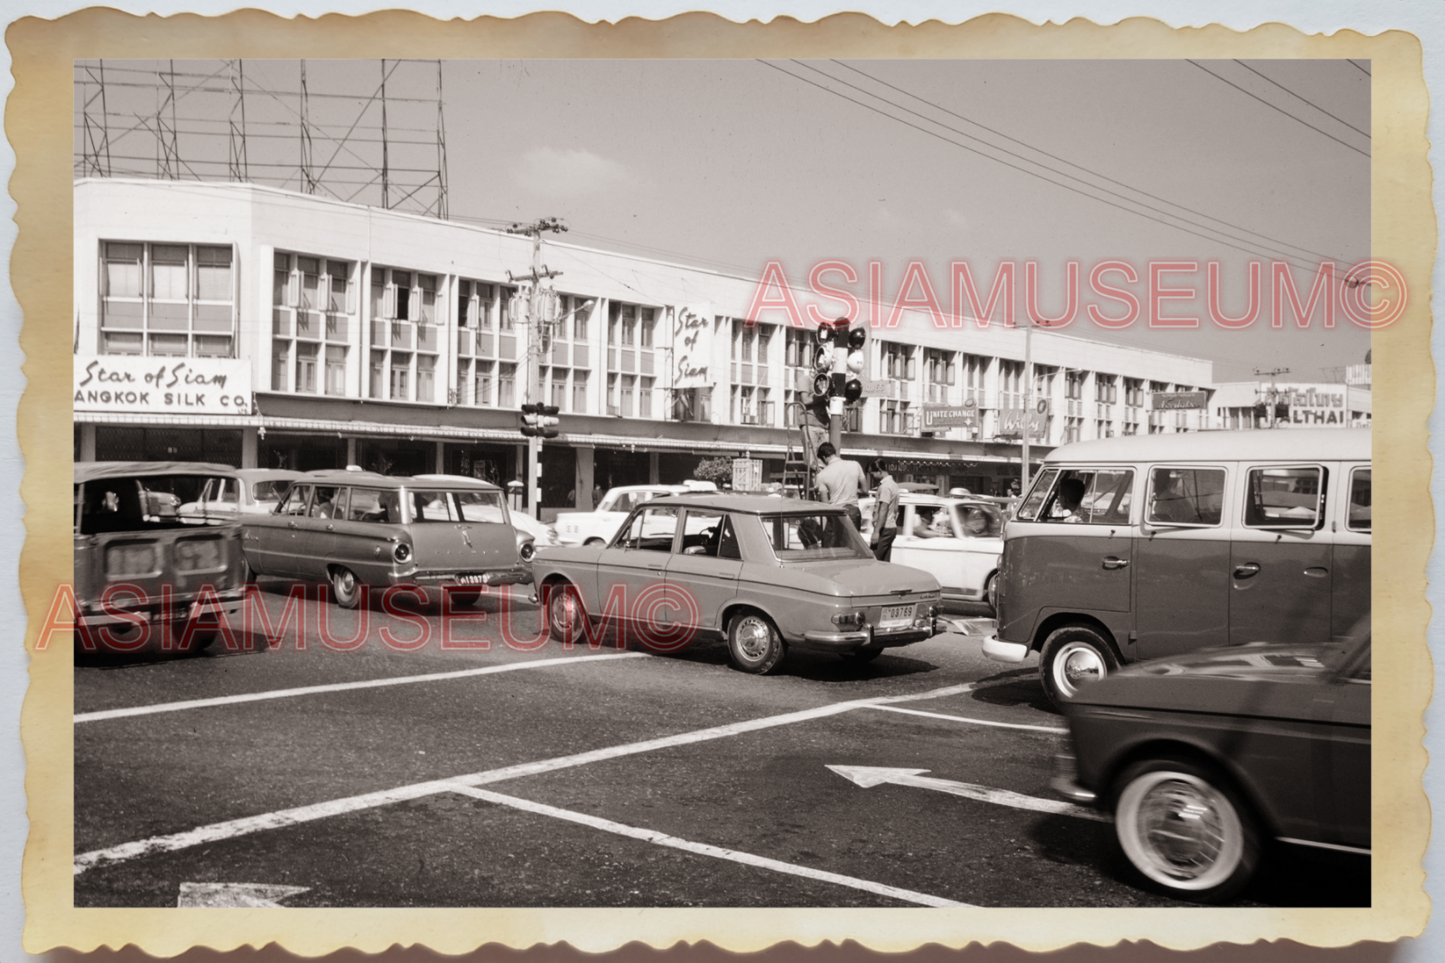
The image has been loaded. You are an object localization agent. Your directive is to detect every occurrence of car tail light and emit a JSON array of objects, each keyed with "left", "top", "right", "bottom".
[
  {"left": 393, "top": 543, "right": 412, "bottom": 563},
  {"left": 831, "top": 611, "right": 866, "bottom": 629},
  {"left": 519, "top": 540, "right": 536, "bottom": 562}
]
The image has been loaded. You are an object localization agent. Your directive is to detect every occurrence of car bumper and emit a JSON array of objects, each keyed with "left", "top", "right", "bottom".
[
  {"left": 393, "top": 566, "right": 534, "bottom": 589},
  {"left": 982, "top": 634, "right": 1030, "bottom": 663},
  {"left": 800, "top": 625, "right": 932, "bottom": 650},
  {"left": 78, "top": 590, "right": 245, "bottom": 628},
  {"left": 1051, "top": 749, "right": 1098, "bottom": 805}
]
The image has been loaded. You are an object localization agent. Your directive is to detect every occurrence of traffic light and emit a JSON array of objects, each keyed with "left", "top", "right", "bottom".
[
  {"left": 809, "top": 317, "right": 867, "bottom": 418},
  {"left": 520, "top": 403, "right": 561, "bottom": 439}
]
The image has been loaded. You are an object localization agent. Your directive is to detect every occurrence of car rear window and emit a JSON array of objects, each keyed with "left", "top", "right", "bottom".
[
  {"left": 764, "top": 512, "right": 872, "bottom": 561},
  {"left": 409, "top": 489, "right": 507, "bottom": 523}
]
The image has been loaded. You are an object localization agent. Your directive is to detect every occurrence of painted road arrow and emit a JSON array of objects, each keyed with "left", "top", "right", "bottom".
[
  {"left": 827, "top": 766, "right": 1109, "bottom": 822},
  {"left": 177, "top": 882, "right": 310, "bottom": 907}
]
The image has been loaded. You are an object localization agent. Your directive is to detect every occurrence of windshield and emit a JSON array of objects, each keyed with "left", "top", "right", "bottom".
[
  {"left": 952, "top": 502, "right": 1005, "bottom": 537},
  {"left": 77, "top": 474, "right": 215, "bottom": 534},
  {"left": 252, "top": 479, "right": 293, "bottom": 503},
  {"left": 763, "top": 512, "right": 873, "bottom": 561}
]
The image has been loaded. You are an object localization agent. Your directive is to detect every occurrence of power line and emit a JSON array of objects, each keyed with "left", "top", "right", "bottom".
[
  {"left": 1232, "top": 60, "right": 1370, "bottom": 139},
  {"left": 1186, "top": 60, "right": 1370, "bottom": 158},
  {"left": 1347, "top": 59, "right": 1372, "bottom": 77},
  {"left": 828, "top": 59, "right": 1347, "bottom": 264},
  {"left": 761, "top": 60, "right": 1346, "bottom": 275}
]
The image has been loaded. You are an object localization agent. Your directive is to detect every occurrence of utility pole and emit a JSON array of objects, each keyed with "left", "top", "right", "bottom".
[
  {"left": 1021, "top": 319, "right": 1033, "bottom": 497},
  {"left": 1254, "top": 367, "right": 1290, "bottom": 429},
  {"left": 507, "top": 217, "right": 568, "bottom": 517}
]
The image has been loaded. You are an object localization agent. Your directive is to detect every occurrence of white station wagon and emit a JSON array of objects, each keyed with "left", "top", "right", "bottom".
[{"left": 553, "top": 481, "right": 717, "bottom": 547}]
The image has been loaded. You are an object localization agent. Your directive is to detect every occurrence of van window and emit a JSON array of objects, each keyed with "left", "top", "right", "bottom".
[
  {"left": 1348, "top": 468, "right": 1371, "bottom": 532},
  {"left": 1035, "top": 469, "right": 1134, "bottom": 524},
  {"left": 1148, "top": 467, "right": 1225, "bottom": 526},
  {"left": 1015, "top": 469, "right": 1058, "bottom": 521},
  {"left": 1244, "top": 466, "right": 1326, "bottom": 528},
  {"left": 348, "top": 488, "right": 398, "bottom": 523}
]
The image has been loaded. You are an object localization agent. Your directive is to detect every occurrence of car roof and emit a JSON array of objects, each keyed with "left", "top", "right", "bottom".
[
  {"left": 75, "top": 460, "right": 238, "bottom": 483},
  {"left": 1043, "top": 427, "right": 1370, "bottom": 464},
  {"left": 647, "top": 493, "right": 846, "bottom": 515},
  {"left": 898, "top": 493, "right": 1001, "bottom": 508},
  {"left": 302, "top": 469, "right": 501, "bottom": 491}
]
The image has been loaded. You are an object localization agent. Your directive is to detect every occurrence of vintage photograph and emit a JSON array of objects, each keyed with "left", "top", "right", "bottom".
[{"left": 65, "top": 55, "right": 1379, "bottom": 915}]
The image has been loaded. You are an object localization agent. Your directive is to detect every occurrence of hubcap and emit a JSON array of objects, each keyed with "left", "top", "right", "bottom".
[
  {"left": 335, "top": 570, "right": 355, "bottom": 598},
  {"left": 1121, "top": 771, "right": 1242, "bottom": 890},
  {"left": 735, "top": 617, "right": 771, "bottom": 661},
  {"left": 1054, "top": 642, "right": 1105, "bottom": 697},
  {"left": 551, "top": 592, "right": 580, "bottom": 636}
]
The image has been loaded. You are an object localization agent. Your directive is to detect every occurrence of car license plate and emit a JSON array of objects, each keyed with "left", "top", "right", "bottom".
[
  {"left": 878, "top": 603, "right": 915, "bottom": 630},
  {"left": 455, "top": 574, "right": 487, "bottom": 585}
]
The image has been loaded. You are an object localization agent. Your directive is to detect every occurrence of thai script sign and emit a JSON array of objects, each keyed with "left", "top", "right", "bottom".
[
  {"left": 671, "top": 303, "right": 713, "bottom": 390},
  {"left": 75, "top": 355, "right": 253, "bottom": 415},
  {"left": 996, "top": 407, "right": 1047, "bottom": 440},
  {"left": 1152, "top": 391, "right": 1209, "bottom": 410}
]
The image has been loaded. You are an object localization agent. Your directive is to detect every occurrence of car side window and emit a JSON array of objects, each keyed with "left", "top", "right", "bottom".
[
  {"left": 1148, "top": 467, "right": 1225, "bottom": 526},
  {"left": 618, "top": 506, "right": 678, "bottom": 551},
  {"left": 348, "top": 488, "right": 394, "bottom": 524},
  {"left": 1244, "top": 466, "right": 1326, "bottom": 528},
  {"left": 312, "top": 486, "right": 342, "bottom": 519},
  {"left": 1037, "top": 469, "right": 1133, "bottom": 524},
  {"left": 279, "top": 484, "right": 312, "bottom": 516},
  {"left": 716, "top": 517, "right": 742, "bottom": 560},
  {"left": 1347, "top": 468, "right": 1371, "bottom": 533},
  {"left": 1015, "top": 468, "right": 1059, "bottom": 521},
  {"left": 678, "top": 509, "right": 727, "bottom": 557}
]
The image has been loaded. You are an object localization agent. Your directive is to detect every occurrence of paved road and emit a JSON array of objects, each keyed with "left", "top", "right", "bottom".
[{"left": 73, "top": 580, "right": 1367, "bottom": 909}]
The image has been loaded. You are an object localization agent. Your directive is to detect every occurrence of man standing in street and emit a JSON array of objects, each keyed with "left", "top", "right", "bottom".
[
  {"left": 868, "top": 457, "right": 900, "bottom": 561},
  {"left": 814, "top": 442, "right": 868, "bottom": 546}
]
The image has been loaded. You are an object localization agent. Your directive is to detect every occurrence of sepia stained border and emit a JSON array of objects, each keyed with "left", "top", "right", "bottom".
[{"left": 12, "top": 9, "right": 1433, "bottom": 956}]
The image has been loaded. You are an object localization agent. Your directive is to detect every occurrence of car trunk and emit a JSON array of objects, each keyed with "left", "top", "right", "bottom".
[{"left": 407, "top": 522, "right": 515, "bottom": 576}]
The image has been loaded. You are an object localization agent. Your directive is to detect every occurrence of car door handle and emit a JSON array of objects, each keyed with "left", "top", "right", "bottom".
[
  {"left": 1102, "top": 556, "right": 1128, "bottom": 570},
  {"left": 1303, "top": 566, "right": 1328, "bottom": 578},
  {"left": 288, "top": 520, "right": 298, "bottom": 529},
  {"left": 326, "top": 524, "right": 335, "bottom": 532},
  {"left": 1234, "top": 562, "right": 1261, "bottom": 578}
]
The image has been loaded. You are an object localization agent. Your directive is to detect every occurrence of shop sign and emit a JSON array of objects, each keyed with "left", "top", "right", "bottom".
[
  {"left": 921, "top": 402, "right": 978, "bottom": 429},
  {"left": 671, "top": 303, "right": 714, "bottom": 390},
  {"left": 1152, "top": 391, "right": 1208, "bottom": 410},
  {"left": 996, "top": 407, "right": 1047, "bottom": 440},
  {"left": 732, "top": 458, "right": 764, "bottom": 492},
  {"left": 74, "top": 355, "right": 253, "bottom": 415}
]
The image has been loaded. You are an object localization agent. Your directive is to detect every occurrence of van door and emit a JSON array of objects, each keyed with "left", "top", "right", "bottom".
[
  {"left": 1230, "top": 464, "right": 1332, "bottom": 646},
  {"left": 1134, "top": 465, "right": 1231, "bottom": 661},
  {"left": 1331, "top": 466, "right": 1371, "bottom": 640}
]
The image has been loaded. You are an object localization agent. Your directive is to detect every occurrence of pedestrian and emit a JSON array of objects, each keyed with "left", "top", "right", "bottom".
[
  {"left": 813, "top": 442, "right": 868, "bottom": 546},
  {"left": 868, "top": 458, "right": 900, "bottom": 561}
]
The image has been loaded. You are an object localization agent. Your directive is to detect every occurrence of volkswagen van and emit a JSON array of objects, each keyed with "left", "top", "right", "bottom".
[{"left": 981, "top": 428, "right": 1370, "bottom": 705}]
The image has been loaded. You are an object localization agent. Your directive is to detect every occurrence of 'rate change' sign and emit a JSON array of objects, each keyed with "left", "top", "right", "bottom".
[{"left": 74, "top": 356, "right": 253, "bottom": 416}]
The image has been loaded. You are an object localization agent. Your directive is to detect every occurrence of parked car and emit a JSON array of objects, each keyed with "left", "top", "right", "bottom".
[
  {"left": 74, "top": 461, "right": 248, "bottom": 652},
  {"left": 241, "top": 469, "right": 534, "bottom": 607},
  {"left": 1053, "top": 630, "right": 1370, "bottom": 902},
  {"left": 982, "top": 428, "right": 1370, "bottom": 705},
  {"left": 552, "top": 481, "right": 717, "bottom": 547},
  {"left": 860, "top": 493, "right": 1004, "bottom": 612},
  {"left": 412, "top": 474, "right": 559, "bottom": 554},
  {"left": 177, "top": 468, "right": 306, "bottom": 523},
  {"left": 533, "top": 493, "right": 944, "bottom": 673}
]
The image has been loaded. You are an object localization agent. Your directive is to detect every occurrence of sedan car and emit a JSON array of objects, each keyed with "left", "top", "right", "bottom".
[
  {"left": 1053, "top": 633, "right": 1370, "bottom": 902},
  {"left": 533, "top": 493, "right": 944, "bottom": 674},
  {"left": 552, "top": 481, "right": 717, "bottom": 547},
  {"left": 861, "top": 493, "right": 1004, "bottom": 612},
  {"left": 178, "top": 468, "right": 306, "bottom": 523},
  {"left": 242, "top": 470, "right": 534, "bottom": 606}
]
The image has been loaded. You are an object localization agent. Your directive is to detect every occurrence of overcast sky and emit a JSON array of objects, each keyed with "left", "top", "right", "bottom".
[{"left": 78, "top": 57, "right": 1374, "bottom": 382}]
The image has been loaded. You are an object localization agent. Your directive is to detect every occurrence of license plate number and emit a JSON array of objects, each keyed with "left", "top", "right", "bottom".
[
  {"left": 878, "top": 604, "right": 914, "bottom": 630},
  {"left": 455, "top": 574, "right": 487, "bottom": 585}
]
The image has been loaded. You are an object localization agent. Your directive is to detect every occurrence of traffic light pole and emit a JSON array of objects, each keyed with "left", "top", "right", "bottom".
[{"left": 507, "top": 217, "right": 567, "bottom": 518}]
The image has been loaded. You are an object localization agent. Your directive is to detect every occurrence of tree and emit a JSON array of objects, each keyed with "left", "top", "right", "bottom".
[{"left": 693, "top": 456, "right": 733, "bottom": 486}]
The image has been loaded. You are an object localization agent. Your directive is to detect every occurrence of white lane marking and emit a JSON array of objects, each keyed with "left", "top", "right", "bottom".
[
  {"left": 827, "top": 766, "right": 1109, "bottom": 822},
  {"left": 74, "top": 683, "right": 977, "bottom": 875},
  {"left": 862, "top": 704, "right": 1068, "bottom": 734},
  {"left": 177, "top": 882, "right": 309, "bottom": 907},
  {"left": 75, "top": 652, "right": 648, "bottom": 723},
  {"left": 444, "top": 784, "right": 970, "bottom": 908},
  {"left": 1277, "top": 836, "right": 1372, "bottom": 856}
]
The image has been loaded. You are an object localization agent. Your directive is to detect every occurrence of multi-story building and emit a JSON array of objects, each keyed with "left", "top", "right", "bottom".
[
  {"left": 1211, "top": 382, "right": 1372, "bottom": 430},
  {"left": 73, "top": 178, "right": 1216, "bottom": 514}
]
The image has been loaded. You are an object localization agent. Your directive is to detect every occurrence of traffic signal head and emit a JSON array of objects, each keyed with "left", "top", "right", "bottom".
[
  {"left": 847, "top": 325, "right": 867, "bottom": 351},
  {"left": 520, "top": 403, "right": 561, "bottom": 439},
  {"left": 843, "top": 378, "right": 863, "bottom": 404},
  {"left": 814, "top": 316, "right": 850, "bottom": 347},
  {"left": 813, "top": 346, "right": 834, "bottom": 373},
  {"left": 811, "top": 372, "right": 832, "bottom": 397}
]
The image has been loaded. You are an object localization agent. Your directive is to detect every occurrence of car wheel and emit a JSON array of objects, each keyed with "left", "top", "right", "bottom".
[
  {"left": 547, "top": 581, "right": 588, "bottom": 642},
  {"left": 727, "top": 610, "right": 786, "bottom": 674},
  {"left": 1113, "top": 757, "right": 1260, "bottom": 902},
  {"left": 984, "top": 573, "right": 999, "bottom": 615},
  {"left": 1039, "top": 625, "right": 1117, "bottom": 704},
  {"left": 330, "top": 567, "right": 361, "bottom": 610}
]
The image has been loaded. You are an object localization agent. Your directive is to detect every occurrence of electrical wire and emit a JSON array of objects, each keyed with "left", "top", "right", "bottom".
[
  {"left": 1232, "top": 60, "right": 1370, "bottom": 139},
  {"left": 1186, "top": 60, "right": 1370, "bottom": 158}
]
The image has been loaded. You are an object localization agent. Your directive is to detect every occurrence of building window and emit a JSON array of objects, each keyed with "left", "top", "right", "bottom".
[
  {"left": 101, "top": 241, "right": 236, "bottom": 357},
  {"left": 368, "top": 265, "right": 439, "bottom": 402},
  {"left": 882, "top": 342, "right": 916, "bottom": 381},
  {"left": 998, "top": 360, "right": 1023, "bottom": 410},
  {"left": 573, "top": 370, "right": 589, "bottom": 414},
  {"left": 881, "top": 400, "right": 912, "bottom": 435},
  {"left": 455, "top": 279, "right": 497, "bottom": 406},
  {"left": 961, "top": 354, "right": 986, "bottom": 405},
  {"left": 272, "top": 252, "right": 353, "bottom": 394},
  {"left": 498, "top": 363, "right": 517, "bottom": 408},
  {"left": 925, "top": 348, "right": 955, "bottom": 403}
]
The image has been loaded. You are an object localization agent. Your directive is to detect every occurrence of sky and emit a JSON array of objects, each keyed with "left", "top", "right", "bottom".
[{"left": 76, "top": 57, "right": 1374, "bottom": 383}]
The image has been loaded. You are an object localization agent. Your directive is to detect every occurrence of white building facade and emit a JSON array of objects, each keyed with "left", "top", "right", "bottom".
[{"left": 74, "top": 179, "right": 1217, "bottom": 512}]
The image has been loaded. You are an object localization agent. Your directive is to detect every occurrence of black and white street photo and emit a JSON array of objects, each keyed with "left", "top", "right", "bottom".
[{"left": 68, "top": 54, "right": 1379, "bottom": 916}]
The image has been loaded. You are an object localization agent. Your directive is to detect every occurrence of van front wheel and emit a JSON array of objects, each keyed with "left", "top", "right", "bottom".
[{"left": 1040, "top": 626, "right": 1117, "bottom": 705}]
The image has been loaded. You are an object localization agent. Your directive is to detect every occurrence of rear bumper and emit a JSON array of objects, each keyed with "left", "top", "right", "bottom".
[
  {"left": 982, "top": 634, "right": 1030, "bottom": 663},
  {"left": 392, "top": 565, "right": 534, "bottom": 589},
  {"left": 77, "top": 590, "right": 245, "bottom": 628},
  {"left": 800, "top": 625, "right": 931, "bottom": 651}
]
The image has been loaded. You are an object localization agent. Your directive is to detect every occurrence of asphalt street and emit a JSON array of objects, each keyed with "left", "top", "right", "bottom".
[{"left": 72, "top": 580, "right": 1368, "bottom": 909}]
